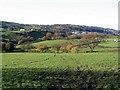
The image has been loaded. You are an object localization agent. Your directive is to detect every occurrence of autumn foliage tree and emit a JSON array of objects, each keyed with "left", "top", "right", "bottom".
[
  {"left": 60, "top": 42, "right": 68, "bottom": 53},
  {"left": 70, "top": 47, "right": 78, "bottom": 53},
  {"left": 66, "top": 43, "right": 74, "bottom": 53},
  {"left": 80, "top": 33, "right": 103, "bottom": 52},
  {"left": 41, "top": 36, "right": 47, "bottom": 41},
  {"left": 50, "top": 44, "right": 61, "bottom": 53},
  {"left": 46, "top": 32, "right": 52, "bottom": 40},
  {"left": 36, "top": 45, "right": 48, "bottom": 52},
  {"left": 59, "top": 42, "right": 75, "bottom": 53}
]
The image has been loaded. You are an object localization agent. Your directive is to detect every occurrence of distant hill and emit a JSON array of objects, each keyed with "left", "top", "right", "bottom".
[
  {"left": 0, "top": 21, "right": 118, "bottom": 35},
  {"left": 0, "top": 21, "right": 32, "bottom": 30}
]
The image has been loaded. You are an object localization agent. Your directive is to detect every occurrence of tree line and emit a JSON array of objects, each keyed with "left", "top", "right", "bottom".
[{"left": 1, "top": 33, "right": 107, "bottom": 53}]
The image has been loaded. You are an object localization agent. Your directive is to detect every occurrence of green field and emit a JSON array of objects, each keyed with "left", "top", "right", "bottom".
[
  {"left": 2, "top": 53, "right": 118, "bottom": 70},
  {"left": 99, "top": 38, "right": 119, "bottom": 47},
  {"left": 2, "top": 52, "right": 119, "bottom": 89},
  {"left": 100, "top": 42, "right": 119, "bottom": 47},
  {"left": 1, "top": 22, "right": 119, "bottom": 89},
  {"left": 32, "top": 38, "right": 119, "bottom": 48},
  {"left": 2, "top": 37, "right": 119, "bottom": 89},
  {"left": 16, "top": 39, "right": 79, "bottom": 48},
  {"left": 32, "top": 39, "right": 79, "bottom": 47},
  {"left": 17, "top": 38, "right": 119, "bottom": 53}
]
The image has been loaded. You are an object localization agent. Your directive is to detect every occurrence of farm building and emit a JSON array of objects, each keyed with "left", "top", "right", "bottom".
[{"left": 20, "top": 29, "right": 25, "bottom": 31}]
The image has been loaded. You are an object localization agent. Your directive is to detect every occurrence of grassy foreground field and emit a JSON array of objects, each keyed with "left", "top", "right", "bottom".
[{"left": 2, "top": 52, "right": 119, "bottom": 89}]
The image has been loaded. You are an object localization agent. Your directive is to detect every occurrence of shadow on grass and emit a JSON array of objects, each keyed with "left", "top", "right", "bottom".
[{"left": 2, "top": 68, "right": 119, "bottom": 90}]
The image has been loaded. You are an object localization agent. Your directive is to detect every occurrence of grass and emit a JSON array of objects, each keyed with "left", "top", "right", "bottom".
[
  {"left": 2, "top": 37, "right": 119, "bottom": 89},
  {"left": 99, "top": 42, "right": 119, "bottom": 47},
  {"left": 16, "top": 39, "right": 79, "bottom": 48},
  {"left": 32, "top": 39, "right": 79, "bottom": 47},
  {"left": 16, "top": 38, "right": 119, "bottom": 53},
  {"left": 99, "top": 38, "right": 119, "bottom": 47},
  {"left": 16, "top": 39, "right": 80, "bottom": 48},
  {"left": 2, "top": 53, "right": 118, "bottom": 70},
  {"left": 22, "top": 38, "right": 119, "bottom": 48},
  {"left": 2, "top": 52, "right": 119, "bottom": 89}
]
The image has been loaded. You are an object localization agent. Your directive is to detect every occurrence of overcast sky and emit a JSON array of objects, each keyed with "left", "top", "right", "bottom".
[{"left": 0, "top": 0, "right": 119, "bottom": 30}]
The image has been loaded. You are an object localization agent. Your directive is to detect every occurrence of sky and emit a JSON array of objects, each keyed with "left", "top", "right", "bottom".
[{"left": 0, "top": 0, "right": 119, "bottom": 30}]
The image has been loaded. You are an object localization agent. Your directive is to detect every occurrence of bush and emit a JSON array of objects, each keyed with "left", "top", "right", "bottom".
[
  {"left": 36, "top": 45, "right": 48, "bottom": 53},
  {"left": 1, "top": 42, "right": 15, "bottom": 52},
  {"left": 20, "top": 44, "right": 35, "bottom": 52},
  {"left": 50, "top": 44, "right": 61, "bottom": 53}
]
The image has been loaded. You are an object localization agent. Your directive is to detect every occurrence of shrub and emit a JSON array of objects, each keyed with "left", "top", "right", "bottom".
[
  {"left": 36, "top": 45, "right": 48, "bottom": 53},
  {"left": 50, "top": 44, "right": 61, "bottom": 53},
  {"left": 1, "top": 42, "right": 15, "bottom": 52},
  {"left": 20, "top": 44, "right": 35, "bottom": 52}
]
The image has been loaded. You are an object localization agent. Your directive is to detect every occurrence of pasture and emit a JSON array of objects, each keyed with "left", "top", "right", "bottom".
[
  {"left": 2, "top": 53, "right": 118, "bottom": 70},
  {"left": 32, "top": 39, "right": 79, "bottom": 47},
  {"left": 32, "top": 38, "right": 119, "bottom": 47},
  {"left": 2, "top": 36, "right": 119, "bottom": 89},
  {"left": 99, "top": 38, "right": 119, "bottom": 47},
  {"left": 16, "top": 38, "right": 119, "bottom": 53},
  {"left": 2, "top": 52, "right": 119, "bottom": 89}
]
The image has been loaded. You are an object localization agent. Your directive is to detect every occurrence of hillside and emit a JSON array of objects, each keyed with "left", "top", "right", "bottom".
[{"left": 0, "top": 21, "right": 118, "bottom": 35}]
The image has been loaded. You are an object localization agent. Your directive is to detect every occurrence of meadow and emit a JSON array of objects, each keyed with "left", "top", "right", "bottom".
[
  {"left": 16, "top": 39, "right": 80, "bottom": 48},
  {"left": 1, "top": 21, "right": 119, "bottom": 89},
  {"left": 2, "top": 52, "right": 119, "bottom": 89},
  {"left": 99, "top": 38, "right": 119, "bottom": 47},
  {"left": 32, "top": 39, "right": 79, "bottom": 47},
  {"left": 2, "top": 36, "right": 119, "bottom": 89},
  {"left": 32, "top": 38, "right": 119, "bottom": 48},
  {"left": 16, "top": 37, "right": 119, "bottom": 53}
]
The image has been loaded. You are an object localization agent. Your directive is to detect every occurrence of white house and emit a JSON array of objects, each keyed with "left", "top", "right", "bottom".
[
  {"left": 71, "top": 31, "right": 80, "bottom": 34},
  {"left": 20, "top": 29, "right": 25, "bottom": 31}
]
